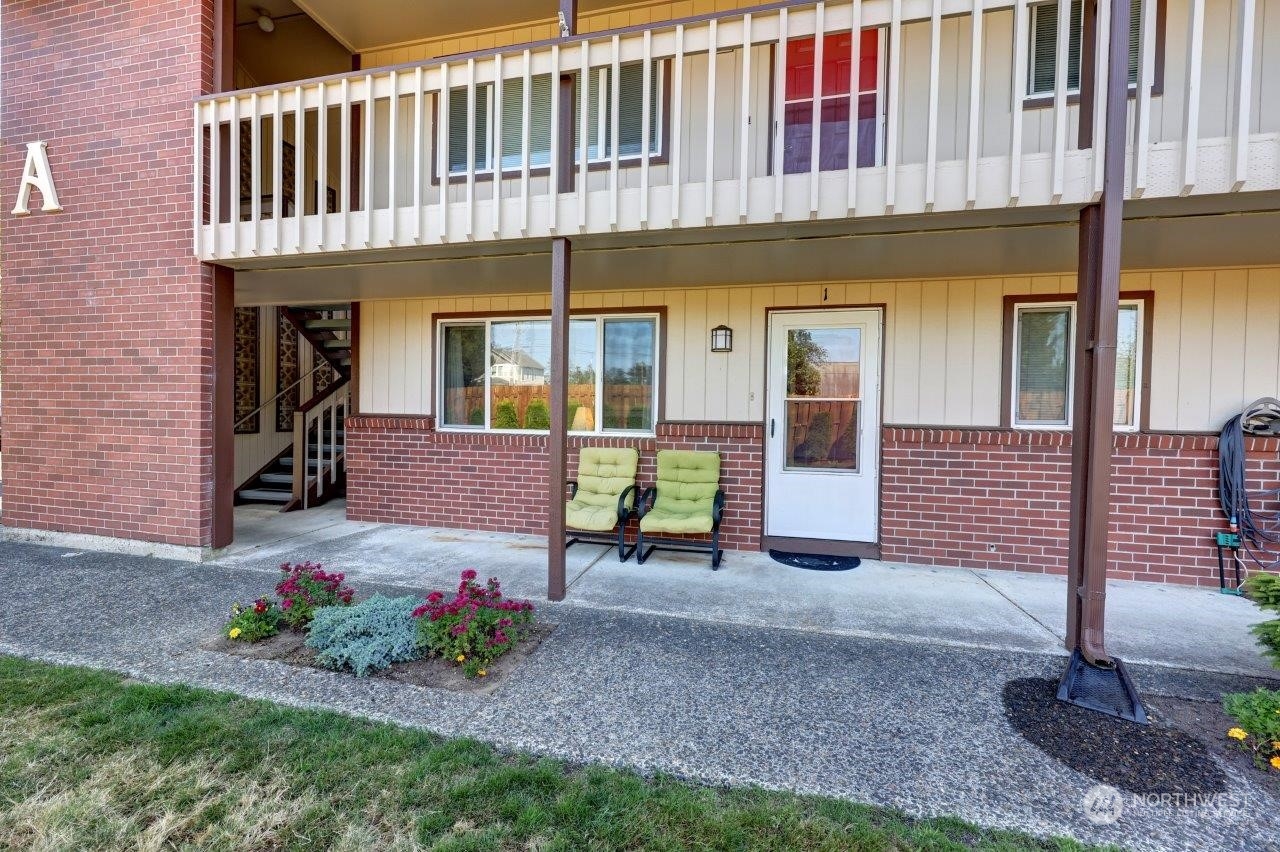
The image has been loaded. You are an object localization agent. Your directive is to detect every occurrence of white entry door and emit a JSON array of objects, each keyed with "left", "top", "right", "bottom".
[{"left": 765, "top": 309, "right": 882, "bottom": 542}]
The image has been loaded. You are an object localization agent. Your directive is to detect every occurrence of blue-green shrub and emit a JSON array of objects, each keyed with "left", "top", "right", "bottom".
[{"left": 305, "top": 595, "right": 424, "bottom": 677}]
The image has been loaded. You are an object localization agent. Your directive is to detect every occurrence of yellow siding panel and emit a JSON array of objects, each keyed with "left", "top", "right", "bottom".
[{"left": 357, "top": 268, "right": 1280, "bottom": 431}]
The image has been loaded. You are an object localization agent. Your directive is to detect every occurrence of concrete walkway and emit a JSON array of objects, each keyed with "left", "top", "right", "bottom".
[
  {"left": 218, "top": 502, "right": 1277, "bottom": 679},
  {"left": 1, "top": 508, "right": 1277, "bottom": 852}
]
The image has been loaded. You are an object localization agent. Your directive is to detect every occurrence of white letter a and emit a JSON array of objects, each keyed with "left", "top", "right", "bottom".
[{"left": 13, "top": 141, "right": 62, "bottom": 215}]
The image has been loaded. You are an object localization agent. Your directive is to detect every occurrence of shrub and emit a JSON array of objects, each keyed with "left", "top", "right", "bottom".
[
  {"left": 524, "top": 399, "right": 551, "bottom": 430},
  {"left": 224, "top": 597, "right": 280, "bottom": 642},
  {"left": 413, "top": 570, "right": 535, "bottom": 678},
  {"left": 1252, "top": 619, "right": 1280, "bottom": 668},
  {"left": 1243, "top": 572, "right": 1280, "bottom": 669},
  {"left": 305, "top": 595, "right": 424, "bottom": 677},
  {"left": 1245, "top": 572, "right": 1280, "bottom": 609},
  {"left": 1223, "top": 688, "right": 1280, "bottom": 772},
  {"left": 626, "top": 406, "right": 649, "bottom": 430},
  {"left": 275, "top": 562, "right": 355, "bottom": 631},
  {"left": 794, "top": 412, "right": 834, "bottom": 463},
  {"left": 467, "top": 407, "right": 484, "bottom": 426},
  {"left": 493, "top": 400, "right": 519, "bottom": 429}
]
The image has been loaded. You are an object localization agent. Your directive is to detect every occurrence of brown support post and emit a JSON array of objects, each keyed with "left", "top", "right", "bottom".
[
  {"left": 546, "top": 0, "right": 579, "bottom": 600},
  {"left": 210, "top": 1, "right": 236, "bottom": 549},
  {"left": 548, "top": 239, "right": 572, "bottom": 601},
  {"left": 1066, "top": 0, "right": 1131, "bottom": 669},
  {"left": 211, "top": 267, "right": 235, "bottom": 548},
  {"left": 557, "top": 0, "right": 578, "bottom": 194}
]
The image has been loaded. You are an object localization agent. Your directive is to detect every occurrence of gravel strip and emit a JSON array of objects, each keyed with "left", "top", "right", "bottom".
[{"left": 1, "top": 541, "right": 1278, "bottom": 852}]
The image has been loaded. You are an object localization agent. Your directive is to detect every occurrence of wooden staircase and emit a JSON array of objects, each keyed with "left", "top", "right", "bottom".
[{"left": 235, "top": 304, "right": 353, "bottom": 511}]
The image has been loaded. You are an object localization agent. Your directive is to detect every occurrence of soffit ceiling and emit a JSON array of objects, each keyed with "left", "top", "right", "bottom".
[{"left": 294, "top": 0, "right": 622, "bottom": 53}]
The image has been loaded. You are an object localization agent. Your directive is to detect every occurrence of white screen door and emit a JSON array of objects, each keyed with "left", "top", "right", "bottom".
[{"left": 765, "top": 309, "right": 882, "bottom": 542}]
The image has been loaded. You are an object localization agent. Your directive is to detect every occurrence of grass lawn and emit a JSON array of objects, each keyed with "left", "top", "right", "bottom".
[{"left": 0, "top": 656, "right": 1104, "bottom": 851}]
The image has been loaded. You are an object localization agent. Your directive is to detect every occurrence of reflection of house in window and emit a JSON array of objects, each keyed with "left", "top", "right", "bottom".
[{"left": 490, "top": 347, "right": 547, "bottom": 385}]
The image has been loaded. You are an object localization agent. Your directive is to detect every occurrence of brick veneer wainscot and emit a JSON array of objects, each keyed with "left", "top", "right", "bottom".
[
  {"left": 880, "top": 428, "right": 1280, "bottom": 586},
  {"left": 345, "top": 418, "right": 764, "bottom": 550},
  {"left": 1, "top": 1, "right": 219, "bottom": 545}
]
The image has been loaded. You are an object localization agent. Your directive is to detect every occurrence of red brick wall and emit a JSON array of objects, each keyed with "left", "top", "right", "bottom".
[
  {"left": 345, "top": 418, "right": 764, "bottom": 550},
  {"left": 1, "top": 1, "right": 218, "bottom": 545},
  {"left": 881, "top": 428, "right": 1280, "bottom": 586}
]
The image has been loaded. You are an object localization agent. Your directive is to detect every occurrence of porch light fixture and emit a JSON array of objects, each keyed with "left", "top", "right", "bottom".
[
  {"left": 255, "top": 8, "right": 275, "bottom": 32},
  {"left": 710, "top": 324, "right": 733, "bottom": 353}
]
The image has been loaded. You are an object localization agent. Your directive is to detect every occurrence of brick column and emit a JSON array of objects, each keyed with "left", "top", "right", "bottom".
[{"left": 1, "top": 1, "right": 220, "bottom": 547}]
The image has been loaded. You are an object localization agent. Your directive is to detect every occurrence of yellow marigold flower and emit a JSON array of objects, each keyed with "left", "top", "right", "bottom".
[
  {"left": 228, "top": 627, "right": 242, "bottom": 640},
  {"left": 1227, "top": 727, "right": 1249, "bottom": 741},
  {"left": 1271, "top": 756, "right": 1280, "bottom": 772},
  {"left": 477, "top": 670, "right": 487, "bottom": 677},
  {"left": 455, "top": 654, "right": 466, "bottom": 662}
]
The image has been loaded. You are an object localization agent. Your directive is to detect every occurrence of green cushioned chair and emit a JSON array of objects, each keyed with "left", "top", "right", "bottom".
[
  {"left": 636, "top": 449, "right": 726, "bottom": 569},
  {"left": 566, "top": 446, "right": 640, "bottom": 561}
]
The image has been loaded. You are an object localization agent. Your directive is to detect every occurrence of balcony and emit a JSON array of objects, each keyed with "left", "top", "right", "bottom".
[{"left": 194, "top": 0, "right": 1280, "bottom": 263}]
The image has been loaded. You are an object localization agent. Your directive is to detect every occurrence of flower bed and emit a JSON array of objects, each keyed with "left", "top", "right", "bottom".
[{"left": 212, "top": 567, "right": 546, "bottom": 692}]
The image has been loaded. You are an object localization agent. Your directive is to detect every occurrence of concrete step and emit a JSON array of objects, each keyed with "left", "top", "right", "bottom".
[{"left": 260, "top": 472, "right": 292, "bottom": 485}]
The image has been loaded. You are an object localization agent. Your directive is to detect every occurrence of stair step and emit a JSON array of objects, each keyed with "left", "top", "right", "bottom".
[
  {"left": 290, "top": 304, "right": 351, "bottom": 313},
  {"left": 322, "top": 338, "right": 350, "bottom": 349},
  {"left": 305, "top": 319, "right": 351, "bottom": 330},
  {"left": 260, "top": 472, "right": 293, "bottom": 485},
  {"left": 238, "top": 488, "right": 292, "bottom": 503}
]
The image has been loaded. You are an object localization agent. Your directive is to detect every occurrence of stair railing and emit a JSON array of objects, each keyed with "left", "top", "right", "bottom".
[
  {"left": 292, "top": 377, "right": 350, "bottom": 509},
  {"left": 233, "top": 363, "right": 331, "bottom": 432}
]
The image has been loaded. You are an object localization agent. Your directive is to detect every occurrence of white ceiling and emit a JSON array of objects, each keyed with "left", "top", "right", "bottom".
[{"left": 294, "top": 0, "right": 622, "bottom": 53}]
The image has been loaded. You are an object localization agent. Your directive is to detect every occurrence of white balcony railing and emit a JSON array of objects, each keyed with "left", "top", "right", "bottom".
[{"left": 194, "top": 0, "right": 1278, "bottom": 262}]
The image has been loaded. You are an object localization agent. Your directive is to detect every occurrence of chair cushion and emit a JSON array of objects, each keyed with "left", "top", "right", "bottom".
[
  {"left": 650, "top": 450, "right": 720, "bottom": 522},
  {"left": 639, "top": 505, "right": 714, "bottom": 535},
  {"left": 567, "top": 499, "right": 622, "bottom": 532},
  {"left": 567, "top": 446, "right": 638, "bottom": 532}
]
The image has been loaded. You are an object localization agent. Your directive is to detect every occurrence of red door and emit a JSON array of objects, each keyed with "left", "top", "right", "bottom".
[{"left": 783, "top": 29, "right": 881, "bottom": 174}]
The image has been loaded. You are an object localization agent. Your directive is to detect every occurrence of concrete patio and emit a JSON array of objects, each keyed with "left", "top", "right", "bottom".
[{"left": 217, "top": 502, "right": 1277, "bottom": 679}]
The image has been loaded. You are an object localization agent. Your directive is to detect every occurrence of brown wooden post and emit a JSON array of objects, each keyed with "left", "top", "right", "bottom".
[
  {"left": 548, "top": 238, "right": 572, "bottom": 600},
  {"left": 547, "top": 0, "right": 579, "bottom": 600},
  {"left": 557, "top": 0, "right": 578, "bottom": 194},
  {"left": 210, "top": 1, "right": 237, "bottom": 549},
  {"left": 1066, "top": 0, "right": 1131, "bottom": 666}
]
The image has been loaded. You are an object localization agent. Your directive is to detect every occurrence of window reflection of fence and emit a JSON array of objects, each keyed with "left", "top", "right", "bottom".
[
  {"left": 1016, "top": 388, "right": 1134, "bottom": 426},
  {"left": 444, "top": 383, "right": 652, "bottom": 429},
  {"left": 786, "top": 400, "right": 858, "bottom": 470}
]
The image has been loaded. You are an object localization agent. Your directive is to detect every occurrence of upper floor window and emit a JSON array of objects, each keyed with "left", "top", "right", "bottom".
[
  {"left": 783, "top": 30, "right": 882, "bottom": 174},
  {"left": 445, "top": 61, "right": 664, "bottom": 177},
  {"left": 1028, "top": 0, "right": 1146, "bottom": 96},
  {"left": 1007, "top": 297, "right": 1146, "bottom": 430},
  {"left": 439, "top": 314, "right": 659, "bottom": 433}
]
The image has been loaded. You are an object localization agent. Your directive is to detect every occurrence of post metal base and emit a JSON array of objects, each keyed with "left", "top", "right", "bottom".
[{"left": 1056, "top": 649, "right": 1149, "bottom": 725}]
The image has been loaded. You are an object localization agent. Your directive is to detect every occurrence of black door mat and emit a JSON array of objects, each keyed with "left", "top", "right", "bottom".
[{"left": 768, "top": 550, "right": 861, "bottom": 571}]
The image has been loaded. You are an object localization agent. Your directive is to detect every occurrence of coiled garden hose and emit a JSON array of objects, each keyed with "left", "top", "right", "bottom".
[{"left": 1219, "top": 398, "right": 1280, "bottom": 571}]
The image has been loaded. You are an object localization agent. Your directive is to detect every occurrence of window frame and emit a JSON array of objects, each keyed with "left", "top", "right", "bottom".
[
  {"left": 1021, "top": 0, "right": 1167, "bottom": 109},
  {"left": 434, "top": 60, "right": 671, "bottom": 183},
  {"left": 1000, "top": 292, "right": 1153, "bottom": 431},
  {"left": 434, "top": 309, "right": 664, "bottom": 435}
]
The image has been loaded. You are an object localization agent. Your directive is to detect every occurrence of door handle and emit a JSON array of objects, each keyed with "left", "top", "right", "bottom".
[{"left": 770, "top": 418, "right": 775, "bottom": 438}]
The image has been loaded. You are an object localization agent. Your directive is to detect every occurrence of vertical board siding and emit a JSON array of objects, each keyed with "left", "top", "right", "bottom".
[{"left": 358, "top": 266, "right": 1280, "bottom": 432}]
